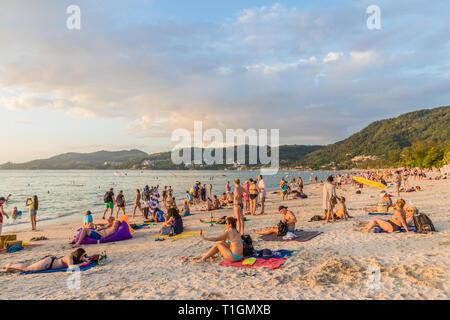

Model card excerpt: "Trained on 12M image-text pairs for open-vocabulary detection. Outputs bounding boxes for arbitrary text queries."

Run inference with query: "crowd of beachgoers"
[1,165,447,275]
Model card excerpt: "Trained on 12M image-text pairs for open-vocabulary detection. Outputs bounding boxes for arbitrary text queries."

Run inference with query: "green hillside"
[303,106,450,169]
[0,149,148,169]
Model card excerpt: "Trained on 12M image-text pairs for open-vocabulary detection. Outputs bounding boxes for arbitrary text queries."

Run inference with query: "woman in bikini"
[359,199,411,233]
[233,178,248,235]
[193,217,244,263]
[132,189,144,218]
[2,248,89,273]
[248,179,259,216]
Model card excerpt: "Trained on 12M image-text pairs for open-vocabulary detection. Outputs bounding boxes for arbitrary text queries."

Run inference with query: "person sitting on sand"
[335,197,351,220]
[212,195,221,209]
[180,200,191,216]
[83,210,95,228]
[254,206,297,239]
[201,197,213,211]
[73,217,121,247]
[2,248,90,273]
[193,217,244,263]
[363,191,393,213]
[219,193,228,206]
[161,208,183,235]
[358,199,411,233]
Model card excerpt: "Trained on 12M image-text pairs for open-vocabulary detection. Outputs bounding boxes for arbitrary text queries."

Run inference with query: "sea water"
[0,169,343,230]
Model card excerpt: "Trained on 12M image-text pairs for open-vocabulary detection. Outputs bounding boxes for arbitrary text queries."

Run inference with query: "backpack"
[413,213,436,233]
[142,191,150,201]
[241,235,254,257]
[104,192,112,203]
[277,221,288,236]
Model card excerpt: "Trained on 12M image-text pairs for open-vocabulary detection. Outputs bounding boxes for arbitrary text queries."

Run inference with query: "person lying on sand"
[192,217,243,263]
[200,216,228,224]
[254,206,297,239]
[358,199,411,233]
[2,248,90,273]
[72,217,121,247]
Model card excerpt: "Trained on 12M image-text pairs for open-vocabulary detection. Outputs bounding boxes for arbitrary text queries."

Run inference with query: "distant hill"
[303,106,450,169]
[0,149,148,169]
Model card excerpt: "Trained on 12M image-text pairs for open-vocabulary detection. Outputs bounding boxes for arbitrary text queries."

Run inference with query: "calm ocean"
[0,169,342,230]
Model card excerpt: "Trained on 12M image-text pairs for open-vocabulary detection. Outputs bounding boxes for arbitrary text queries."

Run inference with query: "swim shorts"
[89,230,102,239]
[105,202,114,209]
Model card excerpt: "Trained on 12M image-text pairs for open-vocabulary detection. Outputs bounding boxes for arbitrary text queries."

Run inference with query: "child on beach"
[83,211,95,228]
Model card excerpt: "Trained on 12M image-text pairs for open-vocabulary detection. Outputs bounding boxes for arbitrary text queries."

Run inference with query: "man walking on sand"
[257,175,266,215]
[102,188,115,219]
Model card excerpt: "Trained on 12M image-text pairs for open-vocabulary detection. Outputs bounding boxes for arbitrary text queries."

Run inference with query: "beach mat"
[260,230,323,242]
[368,212,393,216]
[20,262,98,275]
[251,249,295,259]
[374,226,417,233]
[220,258,286,270]
[0,244,42,255]
[153,230,200,241]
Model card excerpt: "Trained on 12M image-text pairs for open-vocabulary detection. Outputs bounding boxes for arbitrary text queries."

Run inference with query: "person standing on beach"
[25,195,38,231]
[209,184,213,199]
[314,176,318,184]
[102,188,115,219]
[115,190,126,218]
[323,176,337,223]
[0,197,10,235]
[257,175,266,215]
[393,171,402,197]
[132,189,144,218]
[233,178,248,235]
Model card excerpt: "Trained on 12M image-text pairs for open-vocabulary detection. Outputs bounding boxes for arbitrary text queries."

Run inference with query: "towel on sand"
[251,249,294,259]
[368,212,393,216]
[220,258,286,270]
[260,230,322,242]
[20,262,98,275]
[374,226,417,233]
[153,230,200,241]
[0,244,42,255]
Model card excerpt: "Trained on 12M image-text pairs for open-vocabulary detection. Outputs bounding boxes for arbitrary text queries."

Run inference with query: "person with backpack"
[193,217,244,263]
[115,190,126,218]
[254,206,297,240]
[25,195,38,231]
[102,188,115,219]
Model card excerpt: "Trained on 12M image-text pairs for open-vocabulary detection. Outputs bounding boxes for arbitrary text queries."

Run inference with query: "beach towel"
[74,221,132,245]
[260,230,323,242]
[132,223,156,230]
[0,244,42,255]
[20,262,98,275]
[220,258,286,270]
[368,212,393,216]
[373,226,417,233]
[153,230,200,241]
[251,249,295,259]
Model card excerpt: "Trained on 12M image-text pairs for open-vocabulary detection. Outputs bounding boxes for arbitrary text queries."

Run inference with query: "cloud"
[0,0,449,150]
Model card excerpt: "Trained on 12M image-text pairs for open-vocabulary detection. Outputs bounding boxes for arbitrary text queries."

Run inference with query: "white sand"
[1,178,449,300]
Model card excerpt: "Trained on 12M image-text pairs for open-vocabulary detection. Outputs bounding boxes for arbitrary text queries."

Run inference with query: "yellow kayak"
[353,176,387,189]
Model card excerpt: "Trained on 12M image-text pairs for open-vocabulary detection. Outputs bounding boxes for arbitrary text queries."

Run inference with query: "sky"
[1,0,449,163]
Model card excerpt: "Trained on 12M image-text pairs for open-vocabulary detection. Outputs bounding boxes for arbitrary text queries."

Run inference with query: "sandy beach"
[1,177,449,300]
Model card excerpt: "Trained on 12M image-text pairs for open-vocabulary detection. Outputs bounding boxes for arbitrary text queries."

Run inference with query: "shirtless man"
[255,206,297,238]
[233,178,248,235]
[73,217,121,247]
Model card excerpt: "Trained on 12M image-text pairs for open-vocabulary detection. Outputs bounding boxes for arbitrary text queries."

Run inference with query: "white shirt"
[258,180,266,197]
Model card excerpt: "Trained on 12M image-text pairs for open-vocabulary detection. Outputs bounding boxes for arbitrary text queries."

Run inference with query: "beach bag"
[277,221,288,236]
[309,215,323,222]
[104,192,112,203]
[413,213,436,233]
[160,226,172,235]
[241,235,254,257]
[157,210,165,222]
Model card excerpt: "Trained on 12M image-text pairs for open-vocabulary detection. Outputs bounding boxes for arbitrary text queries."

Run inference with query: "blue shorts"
[89,230,102,239]
[30,210,37,215]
